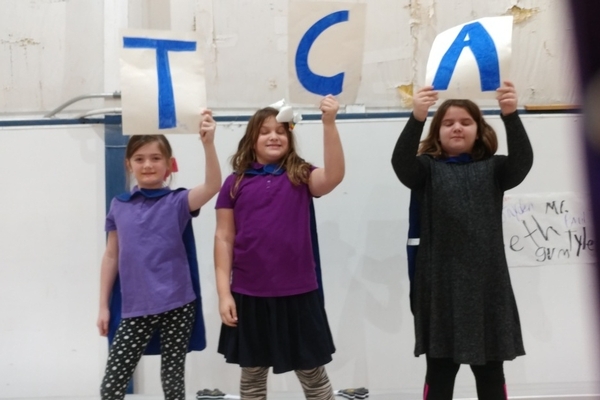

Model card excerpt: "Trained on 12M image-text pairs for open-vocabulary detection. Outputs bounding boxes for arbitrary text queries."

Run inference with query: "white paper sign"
[425,16,513,99]
[288,2,366,105]
[120,29,206,135]
[503,193,595,267]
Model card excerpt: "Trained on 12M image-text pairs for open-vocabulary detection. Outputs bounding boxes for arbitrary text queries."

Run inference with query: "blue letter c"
[295,10,349,96]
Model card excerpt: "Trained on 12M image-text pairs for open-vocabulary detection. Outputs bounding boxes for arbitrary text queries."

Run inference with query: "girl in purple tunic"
[214,95,345,400]
[96,110,221,400]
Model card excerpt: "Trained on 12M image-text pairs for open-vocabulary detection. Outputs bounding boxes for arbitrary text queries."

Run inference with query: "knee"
[295,366,332,386]
[241,366,269,381]
[100,383,124,400]
[426,357,460,383]
[296,366,325,378]
[471,362,505,383]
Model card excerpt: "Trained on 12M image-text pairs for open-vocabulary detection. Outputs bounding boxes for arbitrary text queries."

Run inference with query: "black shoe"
[335,388,369,399]
[196,388,226,399]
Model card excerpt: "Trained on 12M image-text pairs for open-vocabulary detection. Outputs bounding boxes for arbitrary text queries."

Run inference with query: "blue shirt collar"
[439,153,473,164]
[244,162,286,176]
[115,186,174,202]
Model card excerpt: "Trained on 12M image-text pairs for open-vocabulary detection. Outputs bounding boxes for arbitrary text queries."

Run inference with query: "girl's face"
[254,116,289,164]
[126,141,170,189]
[439,106,478,157]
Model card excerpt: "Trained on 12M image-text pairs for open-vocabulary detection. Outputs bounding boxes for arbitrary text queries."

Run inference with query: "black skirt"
[218,290,336,374]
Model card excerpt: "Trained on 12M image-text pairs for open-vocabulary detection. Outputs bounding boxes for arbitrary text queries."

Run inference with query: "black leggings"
[424,357,506,400]
[100,302,195,400]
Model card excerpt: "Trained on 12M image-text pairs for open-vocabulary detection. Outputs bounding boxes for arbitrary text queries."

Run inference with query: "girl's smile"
[126,141,171,189]
[254,116,289,164]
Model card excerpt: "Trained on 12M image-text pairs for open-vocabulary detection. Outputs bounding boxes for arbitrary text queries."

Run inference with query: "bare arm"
[97,230,119,336]
[188,110,222,211]
[214,208,237,327]
[309,95,345,197]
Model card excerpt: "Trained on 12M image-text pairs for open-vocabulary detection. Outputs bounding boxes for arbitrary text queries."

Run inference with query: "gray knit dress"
[391,111,533,365]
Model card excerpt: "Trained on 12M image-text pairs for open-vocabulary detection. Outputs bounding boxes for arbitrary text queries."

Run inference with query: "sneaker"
[197,388,226,399]
[354,388,369,399]
[335,388,369,400]
[335,389,355,399]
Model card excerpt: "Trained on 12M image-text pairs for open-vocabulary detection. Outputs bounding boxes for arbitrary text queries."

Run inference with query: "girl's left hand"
[320,95,339,125]
[497,81,518,116]
[199,109,216,144]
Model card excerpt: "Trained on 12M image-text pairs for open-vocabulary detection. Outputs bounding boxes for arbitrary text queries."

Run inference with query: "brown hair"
[230,107,311,197]
[418,99,498,161]
[125,135,174,186]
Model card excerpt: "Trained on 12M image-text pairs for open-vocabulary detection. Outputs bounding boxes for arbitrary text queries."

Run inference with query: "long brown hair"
[230,107,310,197]
[418,99,498,161]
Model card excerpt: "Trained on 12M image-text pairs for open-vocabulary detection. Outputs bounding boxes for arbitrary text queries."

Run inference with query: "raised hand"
[199,109,216,144]
[413,86,438,122]
[320,95,339,125]
[497,81,518,116]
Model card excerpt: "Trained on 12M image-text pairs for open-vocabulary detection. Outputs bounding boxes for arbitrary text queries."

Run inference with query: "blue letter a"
[432,22,500,91]
[295,10,348,96]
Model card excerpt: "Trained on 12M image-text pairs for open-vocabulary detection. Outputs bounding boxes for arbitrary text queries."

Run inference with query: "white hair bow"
[269,99,303,128]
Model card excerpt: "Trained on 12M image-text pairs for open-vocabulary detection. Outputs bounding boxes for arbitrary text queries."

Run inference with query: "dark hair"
[230,107,310,197]
[125,135,173,159]
[418,99,498,160]
[125,135,173,186]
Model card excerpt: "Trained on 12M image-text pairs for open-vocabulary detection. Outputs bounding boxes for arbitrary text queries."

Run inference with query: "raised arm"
[188,110,222,211]
[495,81,534,190]
[391,86,437,189]
[214,208,237,327]
[308,95,345,197]
[97,230,119,337]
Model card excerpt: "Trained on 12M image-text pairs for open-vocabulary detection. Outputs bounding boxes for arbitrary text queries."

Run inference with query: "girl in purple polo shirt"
[214,95,345,400]
[96,110,221,400]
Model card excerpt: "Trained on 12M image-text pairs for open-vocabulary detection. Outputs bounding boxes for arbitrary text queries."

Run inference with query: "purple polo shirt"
[215,171,318,297]
[105,188,197,318]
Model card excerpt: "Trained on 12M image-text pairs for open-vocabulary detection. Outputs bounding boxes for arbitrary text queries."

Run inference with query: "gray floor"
[4,396,600,400]
[5,382,600,400]
[5,393,600,400]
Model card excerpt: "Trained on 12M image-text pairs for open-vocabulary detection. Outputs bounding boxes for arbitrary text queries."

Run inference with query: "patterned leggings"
[424,357,506,400]
[100,302,195,400]
[240,366,335,400]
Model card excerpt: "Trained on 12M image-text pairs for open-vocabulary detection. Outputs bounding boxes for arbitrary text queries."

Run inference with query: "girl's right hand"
[97,307,110,336]
[199,109,216,144]
[219,295,238,327]
[413,86,438,122]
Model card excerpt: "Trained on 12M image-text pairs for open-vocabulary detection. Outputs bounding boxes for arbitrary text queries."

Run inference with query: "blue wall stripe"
[104,115,128,212]
[0,108,581,128]
[102,114,134,394]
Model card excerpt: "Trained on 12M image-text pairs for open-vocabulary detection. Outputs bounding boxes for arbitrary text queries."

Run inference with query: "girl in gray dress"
[391,81,533,400]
